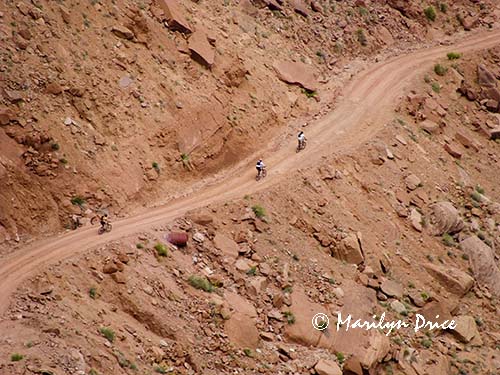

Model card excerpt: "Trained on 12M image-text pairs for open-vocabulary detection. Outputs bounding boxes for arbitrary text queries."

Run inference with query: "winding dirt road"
[1,29,499,315]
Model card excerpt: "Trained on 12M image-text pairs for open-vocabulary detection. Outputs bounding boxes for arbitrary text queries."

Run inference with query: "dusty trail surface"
[1,29,499,315]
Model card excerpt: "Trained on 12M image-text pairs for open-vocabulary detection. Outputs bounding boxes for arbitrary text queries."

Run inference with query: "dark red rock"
[158,0,192,34]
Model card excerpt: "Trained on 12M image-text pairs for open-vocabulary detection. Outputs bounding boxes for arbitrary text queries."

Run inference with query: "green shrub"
[424,6,436,21]
[59,158,68,164]
[439,3,448,13]
[136,243,144,249]
[302,88,318,98]
[155,366,167,374]
[51,142,60,151]
[251,205,266,218]
[246,266,257,276]
[421,338,432,348]
[89,287,97,299]
[431,82,441,93]
[11,353,24,362]
[442,233,455,247]
[100,327,115,343]
[447,52,461,60]
[471,191,482,202]
[154,243,168,257]
[152,162,160,172]
[356,28,367,46]
[70,196,85,206]
[283,311,295,324]
[188,275,214,292]
[336,352,345,364]
[243,348,254,357]
[475,185,485,194]
[434,64,448,76]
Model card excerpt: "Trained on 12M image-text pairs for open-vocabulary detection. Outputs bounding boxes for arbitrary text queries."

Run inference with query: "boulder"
[46,82,63,95]
[405,174,421,191]
[420,119,440,134]
[314,359,341,375]
[452,315,481,343]
[408,291,426,307]
[291,0,309,17]
[390,300,407,314]
[454,132,479,151]
[477,64,496,87]
[423,263,474,296]
[333,233,364,265]
[460,236,500,297]
[103,263,118,274]
[224,312,259,348]
[188,30,215,67]
[111,25,134,40]
[0,106,15,125]
[158,0,192,34]
[490,126,500,140]
[247,277,268,296]
[409,208,423,232]
[342,356,363,375]
[444,143,462,159]
[380,279,403,298]
[273,61,318,91]
[428,202,464,236]
[418,300,452,325]
[214,234,239,258]
[190,213,214,225]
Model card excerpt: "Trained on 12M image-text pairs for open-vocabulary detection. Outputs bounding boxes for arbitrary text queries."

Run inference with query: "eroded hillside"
[1,0,498,246]
[1,35,500,375]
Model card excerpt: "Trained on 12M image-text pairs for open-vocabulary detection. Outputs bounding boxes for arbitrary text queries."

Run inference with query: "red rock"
[419,300,452,325]
[477,64,496,87]
[0,106,14,125]
[443,143,462,158]
[60,6,71,23]
[420,119,440,134]
[343,356,363,375]
[1,88,23,103]
[423,263,474,296]
[190,214,214,225]
[454,132,479,151]
[18,29,32,40]
[111,25,134,40]
[311,1,322,13]
[485,99,499,112]
[489,126,500,140]
[273,61,318,91]
[315,359,341,375]
[460,236,500,298]
[213,234,239,258]
[158,0,192,34]
[291,0,309,17]
[462,16,478,31]
[484,87,500,102]
[188,30,215,67]
[46,82,63,95]
[103,263,118,274]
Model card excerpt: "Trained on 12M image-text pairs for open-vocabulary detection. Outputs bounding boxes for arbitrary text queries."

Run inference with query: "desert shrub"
[188,275,214,292]
[71,196,86,206]
[154,243,168,257]
[442,233,455,247]
[336,352,345,364]
[424,6,436,21]
[251,205,266,218]
[434,64,448,76]
[11,353,24,362]
[431,82,441,93]
[356,28,367,46]
[283,311,296,324]
[89,287,97,299]
[100,327,115,343]
[447,52,461,60]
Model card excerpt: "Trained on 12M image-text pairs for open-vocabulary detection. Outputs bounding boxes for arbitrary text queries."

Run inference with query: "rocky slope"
[1,0,499,246]
[1,41,500,374]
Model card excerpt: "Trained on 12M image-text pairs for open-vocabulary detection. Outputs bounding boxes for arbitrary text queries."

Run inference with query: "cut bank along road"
[1,29,499,315]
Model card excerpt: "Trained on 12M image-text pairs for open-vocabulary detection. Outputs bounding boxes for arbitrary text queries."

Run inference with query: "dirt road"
[1,29,499,315]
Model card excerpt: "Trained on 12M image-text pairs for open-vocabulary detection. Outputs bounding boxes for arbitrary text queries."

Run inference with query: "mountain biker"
[256,159,266,177]
[298,131,306,149]
[99,213,109,230]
